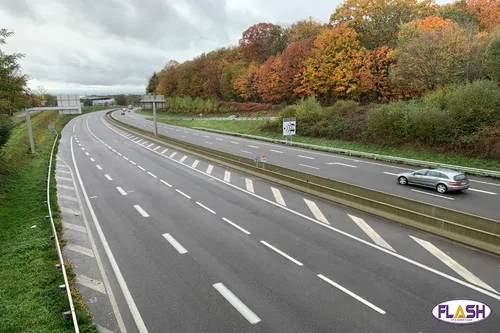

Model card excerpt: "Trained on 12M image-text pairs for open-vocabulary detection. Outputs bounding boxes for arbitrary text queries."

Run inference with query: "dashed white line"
[205,141,213,145]
[96,165,103,170]
[271,187,286,206]
[147,143,154,148]
[348,214,395,251]
[411,189,454,200]
[136,139,143,144]
[85,152,89,156]
[162,233,188,254]
[224,171,231,182]
[213,283,261,325]
[116,187,127,196]
[230,141,239,145]
[160,179,172,187]
[133,205,150,217]
[81,148,86,151]
[304,199,329,225]
[299,164,319,170]
[222,217,251,235]
[104,174,113,181]
[270,149,283,153]
[196,201,216,214]
[245,178,254,193]
[116,152,123,156]
[248,145,259,149]
[203,135,210,138]
[241,150,253,154]
[192,160,199,168]
[130,161,137,165]
[180,155,187,163]
[123,156,129,161]
[383,172,398,176]
[298,155,315,160]
[327,162,357,168]
[90,158,95,162]
[468,188,497,195]
[216,138,223,141]
[138,166,146,171]
[161,148,169,154]
[147,172,158,178]
[260,241,303,266]
[169,152,177,158]
[206,165,213,174]
[317,274,386,315]
[153,146,161,151]
[175,189,191,199]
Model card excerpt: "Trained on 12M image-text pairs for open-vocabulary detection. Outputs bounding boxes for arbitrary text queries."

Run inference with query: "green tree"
[114,94,127,106]
[83,98,92,107]
[0,29,27,115]
[146,72,159,93]
[485,32,500,82]
[439,0,478,27]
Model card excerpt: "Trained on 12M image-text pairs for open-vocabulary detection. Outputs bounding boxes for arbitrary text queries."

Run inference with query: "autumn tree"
[288,17,324,43]
[253,56,286,103]
[234,62,259,101]
[239,23,275,63]
[296,23,372,102]
[330,0,437,49]
[146,72,159,93]
[364,46,394,101]
[156,60,180,97]
[485,31,500,81]
[466,0,500,32]
[218,47,247,100]
[439,0,478,27]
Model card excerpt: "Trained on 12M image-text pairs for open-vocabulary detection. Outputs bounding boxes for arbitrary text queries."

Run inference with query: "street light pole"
[25,109,35,153]
[153,100,158,136]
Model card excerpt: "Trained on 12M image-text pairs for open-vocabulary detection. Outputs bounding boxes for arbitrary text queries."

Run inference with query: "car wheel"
[436,184,447,194]
[398,176,408,185]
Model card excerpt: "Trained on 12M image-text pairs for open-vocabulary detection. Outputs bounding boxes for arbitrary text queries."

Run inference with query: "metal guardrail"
[151,116,277,121]
[47,129,79,332]
[191,127,500,179]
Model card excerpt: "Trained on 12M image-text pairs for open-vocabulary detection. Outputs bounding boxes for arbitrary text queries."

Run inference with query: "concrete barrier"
[107,112,500,255]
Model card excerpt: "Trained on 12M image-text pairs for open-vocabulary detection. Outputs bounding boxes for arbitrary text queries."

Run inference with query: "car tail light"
[449,181,458,186]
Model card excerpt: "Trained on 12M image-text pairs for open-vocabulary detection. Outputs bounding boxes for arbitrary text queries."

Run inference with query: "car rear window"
[454,174,467,181]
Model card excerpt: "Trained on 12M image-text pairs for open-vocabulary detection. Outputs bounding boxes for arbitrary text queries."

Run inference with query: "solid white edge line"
[162,233,188,254]
[317,274,386,315]
[468,188,497,195]
[133,204,150,217]
[260,240,303,266]
[99,113,500,301]
[116,187,127,196]
[222,217,251,235]
[411,189,454,200]
[70,132,147,333]
[195,201,216,214]
[175,189,191,199]
[212,283,261,324]
[160,179,172,187]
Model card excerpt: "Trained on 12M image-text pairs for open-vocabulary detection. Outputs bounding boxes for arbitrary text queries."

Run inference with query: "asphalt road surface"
[57,111,500,333]
[115,109,500,221]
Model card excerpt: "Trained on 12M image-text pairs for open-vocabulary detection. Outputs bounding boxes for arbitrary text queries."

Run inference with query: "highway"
[57,111,500,332]
[116,109,500,221]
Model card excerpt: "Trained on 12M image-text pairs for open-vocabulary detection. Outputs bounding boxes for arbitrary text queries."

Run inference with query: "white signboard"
[283,118,296,138]
[57,94,81,114]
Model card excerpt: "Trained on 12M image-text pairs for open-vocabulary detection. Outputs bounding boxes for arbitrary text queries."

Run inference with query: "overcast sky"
[0,0,452,95]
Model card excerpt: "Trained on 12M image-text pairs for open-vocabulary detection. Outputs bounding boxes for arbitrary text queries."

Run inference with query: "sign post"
[283,117,296,144]
[25,109,35,154]
[140,94,165,137]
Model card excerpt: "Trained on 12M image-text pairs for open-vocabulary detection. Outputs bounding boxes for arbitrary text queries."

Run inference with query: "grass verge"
[136,108,279,118]
[0,110,97,333]
[158,118,500,172]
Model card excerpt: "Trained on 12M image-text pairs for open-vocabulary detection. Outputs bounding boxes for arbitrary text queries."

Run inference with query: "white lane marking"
[383,172,398,176]
[95,325,115,333]
[117,152,123,156]
[169,152,177,158]
[76,275,107,294]
[410,236,497,293]
[72,123,76,132]
[78,143,82,146]
[147,143,154,148]
[96,165,103,170]
[136,139,143,144]
[61,207,81,215]
[270,149,283,153]
[192,160,199,168]
[260,241,303,266]
[59,194,77,202]
[90,158,95,162]
[241,150,253,154]
[130,161,137,165]
[327,162,357,168]
[180,155,187,163]
[216,138,223,141]
[317,274,386,315]
[175,189,191,199]
[196,201,216,214]
[56,176,73,182]
[70,135,144,333]
[57,164,70,169]
[141,141,148,146]
[299,164,319,170]
[162,233,188,254]
[203,135,210,138]
[58,170,71,174]
[298,155,315,160]
[411,189,454,200]
[123,156,129,161]
[271,187,286,206]
[194,133,199,136]
[160,179,172,187]
[205,141,213,145]
[63,222,86,233]
[348,214,395,251]
[116,187,127,196]
[222,217,251,235]
[304,199,329,225]
[138,166,146,171]
[66,243,94,257]
[100,114,500,302]
[230,141,239,145]
[153,146,161,151]
[248,145,259,149]
[245,178,254,193]
[81,147,86,151]
[147,172,157,178]
[58,184,75,191]
[469,179,500,187]
[104,174,113,181]
[224,171,231,182]
[184,131,188,134]
[134,205,150,217]
[468,188,497,195]
[206,165,213,174]
[89,196,97,199]
[85,152,89,156]
[213,283,261,324]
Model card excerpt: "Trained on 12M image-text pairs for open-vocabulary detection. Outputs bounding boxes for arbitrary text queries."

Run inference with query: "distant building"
[80,96,115,106]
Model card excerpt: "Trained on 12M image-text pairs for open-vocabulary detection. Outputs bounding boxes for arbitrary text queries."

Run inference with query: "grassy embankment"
[151,117,500,172]
[0,111,96,333]
[136,108,278,118]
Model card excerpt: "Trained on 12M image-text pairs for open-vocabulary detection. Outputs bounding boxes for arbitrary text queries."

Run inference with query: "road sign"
[57,94,81,114]
[283,118,296,138]
[261,155,267,163]
[48,124,55,132]
[254,156,261,164]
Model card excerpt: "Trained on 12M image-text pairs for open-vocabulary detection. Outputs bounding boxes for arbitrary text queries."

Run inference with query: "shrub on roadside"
[0,114,14,147]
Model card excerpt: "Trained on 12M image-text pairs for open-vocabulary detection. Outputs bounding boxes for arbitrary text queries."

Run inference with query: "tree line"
[147,0,500,108]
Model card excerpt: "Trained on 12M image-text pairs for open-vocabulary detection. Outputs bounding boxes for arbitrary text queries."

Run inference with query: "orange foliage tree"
[466,0,500,32]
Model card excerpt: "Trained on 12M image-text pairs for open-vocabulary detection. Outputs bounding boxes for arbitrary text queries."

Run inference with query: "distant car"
[396,168,469,194]
[122,108,126,111]
[121,111,125,115]
[228,115,240,120]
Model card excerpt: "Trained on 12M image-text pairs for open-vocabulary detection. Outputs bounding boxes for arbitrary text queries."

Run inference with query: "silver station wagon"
[397,168,469,194]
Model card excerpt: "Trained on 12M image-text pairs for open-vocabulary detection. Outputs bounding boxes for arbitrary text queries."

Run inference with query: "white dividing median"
[304,199,329,225]
[206,165,213,174]
[162,233,188,254]
[133,205,150,217]
[192,160,199,168]
[348,214,394,251]
[271,187,286,206]
[224,171,231,182]
[213,283,261,325]
[245,178,254,193]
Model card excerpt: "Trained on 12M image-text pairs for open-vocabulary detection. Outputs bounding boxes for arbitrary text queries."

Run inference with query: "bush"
[366,102,410,144]
[0,115,14,147]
